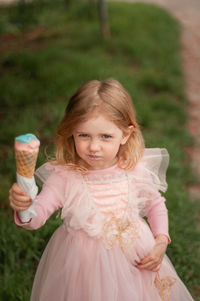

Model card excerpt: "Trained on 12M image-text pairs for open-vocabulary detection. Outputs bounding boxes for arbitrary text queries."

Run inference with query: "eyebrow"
[76,131,114,135]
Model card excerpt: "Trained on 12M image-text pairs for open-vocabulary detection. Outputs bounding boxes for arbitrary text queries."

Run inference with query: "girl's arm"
[146,196,170,242]
[10,173,65,230]
[137,193,169,272]
[15,183,63,230]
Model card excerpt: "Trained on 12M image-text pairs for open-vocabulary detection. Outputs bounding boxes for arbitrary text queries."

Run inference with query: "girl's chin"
[77,157,118,170]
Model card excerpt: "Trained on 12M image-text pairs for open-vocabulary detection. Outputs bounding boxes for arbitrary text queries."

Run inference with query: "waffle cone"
[15,150,38,178]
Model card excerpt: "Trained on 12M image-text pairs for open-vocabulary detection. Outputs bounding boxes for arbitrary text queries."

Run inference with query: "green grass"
[0,1,200,300]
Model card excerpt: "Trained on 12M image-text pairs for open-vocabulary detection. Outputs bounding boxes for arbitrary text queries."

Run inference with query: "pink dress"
[15,148,194,301]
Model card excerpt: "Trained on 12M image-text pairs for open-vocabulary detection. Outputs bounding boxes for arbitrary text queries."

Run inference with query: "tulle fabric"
[132,148,169,193]
[31,222,193,301]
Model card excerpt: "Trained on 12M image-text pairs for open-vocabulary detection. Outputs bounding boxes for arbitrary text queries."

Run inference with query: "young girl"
[9,79,194,301]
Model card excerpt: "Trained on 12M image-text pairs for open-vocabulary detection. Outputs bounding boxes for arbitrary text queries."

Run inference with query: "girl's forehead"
[74,114,122,133]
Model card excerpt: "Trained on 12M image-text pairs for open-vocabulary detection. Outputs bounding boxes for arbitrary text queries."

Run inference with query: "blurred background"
[0,0,200,300]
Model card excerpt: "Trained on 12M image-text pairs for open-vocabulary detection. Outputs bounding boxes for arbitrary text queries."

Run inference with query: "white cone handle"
[17,173,38,223]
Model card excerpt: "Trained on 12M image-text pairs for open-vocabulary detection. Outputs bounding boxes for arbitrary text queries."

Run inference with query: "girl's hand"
[136,234,168,272]
[9,183,32,211]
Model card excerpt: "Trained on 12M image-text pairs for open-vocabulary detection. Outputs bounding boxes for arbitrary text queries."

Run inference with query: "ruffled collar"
[82,164,126,184]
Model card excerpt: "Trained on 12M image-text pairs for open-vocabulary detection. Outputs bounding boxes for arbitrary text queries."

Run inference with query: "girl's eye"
[79,134,89,138]
[102,134,112,139]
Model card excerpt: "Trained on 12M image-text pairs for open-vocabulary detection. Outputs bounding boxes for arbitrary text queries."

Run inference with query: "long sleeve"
[131,148,170,242]
[145,194,170,243]
[14,171,66,230]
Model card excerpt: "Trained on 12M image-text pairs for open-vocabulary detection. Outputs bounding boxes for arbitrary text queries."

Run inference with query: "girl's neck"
[85,162,119,174]
[75,156,118,171]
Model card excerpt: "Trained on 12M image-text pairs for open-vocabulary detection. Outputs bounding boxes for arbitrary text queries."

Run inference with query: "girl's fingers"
[12,192,31,203]
[137,261,160,271]
[139,255,160,266]
[10,201,30,212]
[137,255,161,270]
[9,195,32,211]
[9,183,32,211]
[11,198,32,207]
[9,192,31,206]
[137,262,156,270]
[9,183,26,196]
[9,184,31,202]
[136,244,165,271]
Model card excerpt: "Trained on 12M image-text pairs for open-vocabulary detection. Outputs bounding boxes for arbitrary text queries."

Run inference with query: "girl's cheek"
[75,139,85,149]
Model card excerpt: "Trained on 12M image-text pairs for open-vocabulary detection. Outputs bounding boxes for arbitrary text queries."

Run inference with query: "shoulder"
[129,148,169,192]
[35,162,79,185]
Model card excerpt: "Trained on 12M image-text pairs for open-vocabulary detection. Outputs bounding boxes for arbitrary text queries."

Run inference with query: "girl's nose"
[89,139,100,152]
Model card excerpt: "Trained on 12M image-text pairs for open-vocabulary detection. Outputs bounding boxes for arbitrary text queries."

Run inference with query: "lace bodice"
[81,167,129,220]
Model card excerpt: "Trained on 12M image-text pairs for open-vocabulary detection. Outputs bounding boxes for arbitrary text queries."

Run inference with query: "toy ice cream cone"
[14,134,40,222]
[15,150,39,178]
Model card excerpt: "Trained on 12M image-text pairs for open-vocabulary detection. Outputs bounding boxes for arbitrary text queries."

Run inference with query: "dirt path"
[118,0,200,199]
[163,0,200,199]
[180,11,200,199]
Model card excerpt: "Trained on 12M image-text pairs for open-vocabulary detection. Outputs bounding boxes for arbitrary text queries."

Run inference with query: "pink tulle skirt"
[30,221,194,301]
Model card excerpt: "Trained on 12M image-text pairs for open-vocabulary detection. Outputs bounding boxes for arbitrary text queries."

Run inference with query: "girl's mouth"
[88,154,101,160]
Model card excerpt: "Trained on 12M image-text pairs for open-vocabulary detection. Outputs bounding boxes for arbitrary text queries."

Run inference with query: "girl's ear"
[121,126,134,145]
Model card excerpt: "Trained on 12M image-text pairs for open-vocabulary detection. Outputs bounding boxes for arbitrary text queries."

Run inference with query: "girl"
[9,79,194,301]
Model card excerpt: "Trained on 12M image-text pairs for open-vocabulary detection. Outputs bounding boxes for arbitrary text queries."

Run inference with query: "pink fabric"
[15,171,65,229]
[15,150,170,240]
[14,165,169,240]
[146,200,169,240]
[14,148,194,301]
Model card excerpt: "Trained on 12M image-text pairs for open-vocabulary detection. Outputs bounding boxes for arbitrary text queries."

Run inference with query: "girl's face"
[73,114,131,170]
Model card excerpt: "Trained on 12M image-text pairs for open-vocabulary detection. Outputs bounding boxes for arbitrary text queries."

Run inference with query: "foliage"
[0,1,200,300]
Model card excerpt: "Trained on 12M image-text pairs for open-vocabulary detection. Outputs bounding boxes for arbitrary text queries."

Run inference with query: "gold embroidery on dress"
[154,273,176,301]
[102,216,139,252]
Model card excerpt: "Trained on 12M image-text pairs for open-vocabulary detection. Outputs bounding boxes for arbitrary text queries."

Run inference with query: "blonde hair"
[54,78,145,170]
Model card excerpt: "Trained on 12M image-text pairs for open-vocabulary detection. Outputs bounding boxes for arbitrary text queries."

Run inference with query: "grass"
[0,0,200,300]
